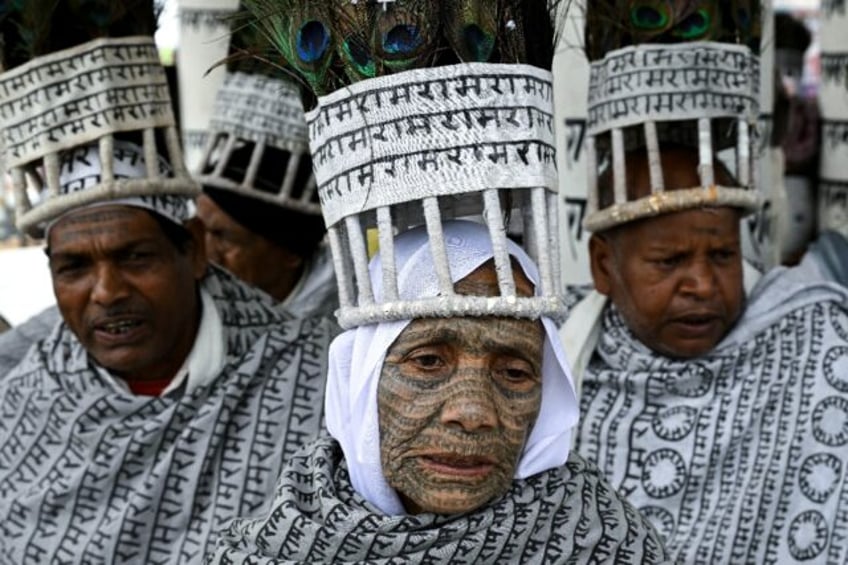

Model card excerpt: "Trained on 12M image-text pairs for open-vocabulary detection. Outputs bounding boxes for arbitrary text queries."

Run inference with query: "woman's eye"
[496,359,538,389]
[411,354,443,369]
[504,368,531,382]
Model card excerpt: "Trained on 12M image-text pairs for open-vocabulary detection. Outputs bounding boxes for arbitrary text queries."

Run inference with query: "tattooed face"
[378,261,544,515]
[48,205,207,384]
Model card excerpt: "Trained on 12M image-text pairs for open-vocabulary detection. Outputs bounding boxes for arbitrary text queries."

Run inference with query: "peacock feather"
[333,0,376,81]
[373,0,439,72]
[588,0,760,59]
[442,0,497,63]
[670,1,720,41]
[243,0,337,96]
[242,0,564,108]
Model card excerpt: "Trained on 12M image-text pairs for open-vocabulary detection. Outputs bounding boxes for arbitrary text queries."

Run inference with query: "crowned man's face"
[590,150,745,359]
[48,205,207,383]
[378,261,544,515]
[196,194,303,302]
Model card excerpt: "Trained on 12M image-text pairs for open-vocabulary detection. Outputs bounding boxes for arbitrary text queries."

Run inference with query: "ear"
[184,217,209,280]
[589,233,614,296]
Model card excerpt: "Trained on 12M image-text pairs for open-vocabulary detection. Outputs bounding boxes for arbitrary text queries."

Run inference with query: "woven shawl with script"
[574,265,848,563]
[0,268,332,564]
[208,436,670,564]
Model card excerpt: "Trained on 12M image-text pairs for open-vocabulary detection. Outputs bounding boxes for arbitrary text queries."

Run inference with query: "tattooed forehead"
[390,317,544,354]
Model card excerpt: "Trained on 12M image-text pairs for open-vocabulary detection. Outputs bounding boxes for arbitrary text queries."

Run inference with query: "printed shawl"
[0,267,334,564]
[575,265,848,563]
[209,436,670,564]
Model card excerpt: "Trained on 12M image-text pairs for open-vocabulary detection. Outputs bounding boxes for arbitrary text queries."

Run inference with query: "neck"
[266,263,305,303]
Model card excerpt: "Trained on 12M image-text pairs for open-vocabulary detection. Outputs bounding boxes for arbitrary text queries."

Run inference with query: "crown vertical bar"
[165,126,189,179]
[43,153,61,197]
[423,196,455,297]
[280,152,300,198]
[612,128,627,205]
[547,190,561,291]
[483,188,516,297]
[143,128,159,179]
[532,187,553,296]
[377,206,399,301]
[244,139,265,189]
[586,136,598,214]
[738,119,751,188]
[644,121,664,194]
[99,136,115,182]
[698,118,714,187]
[328,225,353,308]
[345,215,374,306]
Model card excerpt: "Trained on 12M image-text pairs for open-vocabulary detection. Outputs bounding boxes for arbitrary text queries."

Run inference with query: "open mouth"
[98,319,143,335]
[92,317,146,344]
[671,314,720,336]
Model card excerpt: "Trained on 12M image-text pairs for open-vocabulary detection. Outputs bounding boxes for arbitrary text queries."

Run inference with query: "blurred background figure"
[188,6,336,318]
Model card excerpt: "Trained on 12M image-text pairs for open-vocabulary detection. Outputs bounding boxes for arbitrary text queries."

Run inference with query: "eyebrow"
[49,239,156,263]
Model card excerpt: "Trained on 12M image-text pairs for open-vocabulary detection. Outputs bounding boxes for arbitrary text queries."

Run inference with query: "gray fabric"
[575,265,848,563]
[209,436,671,564]
[282,245,338,320]
[0,267,335,564]
[0,305,60,376]
[804,230,848,289]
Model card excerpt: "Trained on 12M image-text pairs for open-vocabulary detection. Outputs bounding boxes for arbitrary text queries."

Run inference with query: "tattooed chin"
[386,445,517,514]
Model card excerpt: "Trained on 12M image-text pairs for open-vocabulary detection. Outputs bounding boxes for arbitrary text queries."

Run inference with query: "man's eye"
[124,251,154,264]
[711,249,736,262]
[55,262,84,275]
[653,255,682,268]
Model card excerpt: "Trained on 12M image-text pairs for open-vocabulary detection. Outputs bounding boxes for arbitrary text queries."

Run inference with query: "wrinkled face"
[196,194,302,302]
[48,206,206,382]
[591,207,745,358]
[378,262,544,515]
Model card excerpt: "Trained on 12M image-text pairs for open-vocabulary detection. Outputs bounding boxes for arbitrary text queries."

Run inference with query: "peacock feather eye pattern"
[630,1,671,31]
[443,0,497,63]
[296,20,331,63]
[672,8,711,39]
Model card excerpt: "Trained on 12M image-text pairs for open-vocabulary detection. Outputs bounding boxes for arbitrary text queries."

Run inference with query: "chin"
[658,341,718,359]
[420,495,491,515]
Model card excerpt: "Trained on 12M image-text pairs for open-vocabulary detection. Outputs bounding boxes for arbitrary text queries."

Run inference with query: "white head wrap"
[324,220,579,515]
[44,140,195,240]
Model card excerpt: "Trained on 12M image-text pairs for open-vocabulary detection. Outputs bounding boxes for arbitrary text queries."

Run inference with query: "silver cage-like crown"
[0,36,198,237]
[196,70,321,216]
[583,41,763,233]
[306,63,564,329]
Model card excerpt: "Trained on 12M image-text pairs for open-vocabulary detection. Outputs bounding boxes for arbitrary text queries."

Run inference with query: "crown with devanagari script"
[582,1,765,233]
[194,61,321,217]
[305,62,563,328]
[0,35,198,237]
[242,0,566,328]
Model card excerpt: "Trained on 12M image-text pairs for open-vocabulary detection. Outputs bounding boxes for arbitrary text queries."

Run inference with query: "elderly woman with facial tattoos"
[208,220,670,564]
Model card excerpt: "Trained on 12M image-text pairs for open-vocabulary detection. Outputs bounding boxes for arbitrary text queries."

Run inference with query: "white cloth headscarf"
[324,219,579,515]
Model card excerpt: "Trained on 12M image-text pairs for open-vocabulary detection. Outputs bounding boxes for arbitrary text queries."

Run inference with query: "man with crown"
[192,16,337,318]
[561,2,848,562]
[207,1,669,562]
[0,2,332,561]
